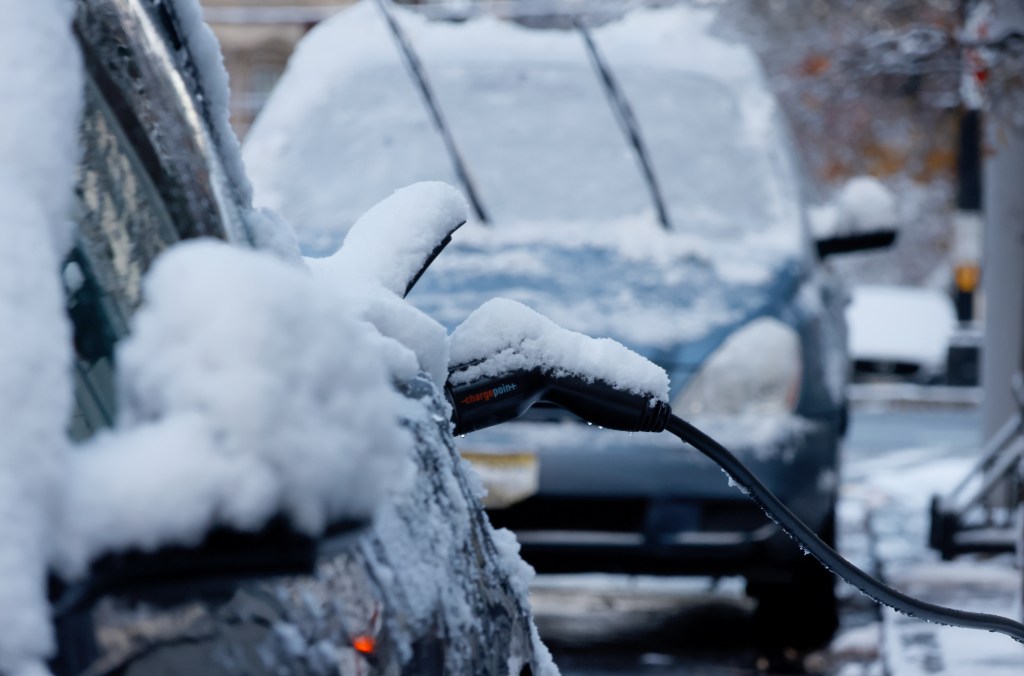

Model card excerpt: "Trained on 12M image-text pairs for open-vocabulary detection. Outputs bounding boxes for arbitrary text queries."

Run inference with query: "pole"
[964,0,1024,518]
[978,0,1024,444]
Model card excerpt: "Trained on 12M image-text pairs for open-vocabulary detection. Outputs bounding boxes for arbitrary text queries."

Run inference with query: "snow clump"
[54,240,415,575]
[448,298,670,401]
[836,176,898,233]
[306,182,466,389]
[0,0,82,672]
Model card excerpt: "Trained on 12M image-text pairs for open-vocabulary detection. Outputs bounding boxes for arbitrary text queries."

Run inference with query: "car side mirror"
[815,229,897,258]
[811,176,899,258]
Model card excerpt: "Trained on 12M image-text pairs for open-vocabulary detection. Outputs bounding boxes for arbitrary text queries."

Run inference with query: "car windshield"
[319,63,458,214]
[610,66,796,236]
[243,6,813,352]
[426,59,651,224]
[428,56,796,235]
[305,40,800,239]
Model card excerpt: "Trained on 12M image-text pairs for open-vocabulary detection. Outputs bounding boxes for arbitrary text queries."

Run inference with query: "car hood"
[409,217,803,371]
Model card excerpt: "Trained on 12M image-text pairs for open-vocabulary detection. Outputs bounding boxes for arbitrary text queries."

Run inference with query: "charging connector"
[447,370,670,436]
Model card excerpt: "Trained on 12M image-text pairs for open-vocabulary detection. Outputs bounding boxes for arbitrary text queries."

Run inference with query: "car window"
[67,77,185,440]
[68,0,242,439]
[427,60,652,224]
[276,63,459,254]
[611,66,799,237]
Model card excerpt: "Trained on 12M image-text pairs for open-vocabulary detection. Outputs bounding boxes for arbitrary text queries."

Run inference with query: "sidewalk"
[872,502,1023,676]
[838,432,1024,676]
[847,383,983,410]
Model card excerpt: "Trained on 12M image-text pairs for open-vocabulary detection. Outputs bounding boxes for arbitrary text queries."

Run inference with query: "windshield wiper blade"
[575,19,672,231]
[374,0,490,224]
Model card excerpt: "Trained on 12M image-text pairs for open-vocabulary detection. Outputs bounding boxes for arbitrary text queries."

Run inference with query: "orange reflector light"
[352,635,376,655]
[955,264,980,293]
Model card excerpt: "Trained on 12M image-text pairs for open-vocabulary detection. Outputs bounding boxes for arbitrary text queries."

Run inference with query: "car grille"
[487,496,770,535]
[488,496,647,533]
[853,359,921,376]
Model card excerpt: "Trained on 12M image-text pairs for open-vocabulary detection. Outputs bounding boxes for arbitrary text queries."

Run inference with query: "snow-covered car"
[846,284,959,384]
[244,1,894,651]
[0,1,553,675]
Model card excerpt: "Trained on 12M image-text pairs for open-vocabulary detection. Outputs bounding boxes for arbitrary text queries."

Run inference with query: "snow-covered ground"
[839,405,1024,676]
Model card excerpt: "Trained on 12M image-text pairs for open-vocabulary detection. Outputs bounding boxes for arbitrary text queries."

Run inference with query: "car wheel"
[748,509,839,654]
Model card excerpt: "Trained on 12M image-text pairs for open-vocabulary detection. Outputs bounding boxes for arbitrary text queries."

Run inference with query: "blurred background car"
[18,1,549,673]
[243,0,897,652]
[846,284,959,385]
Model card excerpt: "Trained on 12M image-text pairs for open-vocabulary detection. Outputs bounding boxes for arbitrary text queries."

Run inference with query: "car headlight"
[672,317,802,417]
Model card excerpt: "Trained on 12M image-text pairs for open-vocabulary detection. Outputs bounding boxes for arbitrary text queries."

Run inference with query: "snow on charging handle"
[447,299,1024,646]
[446,299,671,436]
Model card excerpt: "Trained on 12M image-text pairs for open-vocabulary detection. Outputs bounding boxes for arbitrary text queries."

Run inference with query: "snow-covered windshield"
[252,62,458,256]
[245,2,806,255]
[611,67,790,235]
[426,60,651,224]
[425,42,794,233]
[246,2,809,352]
[316,65,456,215]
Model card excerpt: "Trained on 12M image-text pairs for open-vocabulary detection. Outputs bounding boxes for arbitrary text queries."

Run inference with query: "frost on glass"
[244,1,460,257]
[75,82,182,323]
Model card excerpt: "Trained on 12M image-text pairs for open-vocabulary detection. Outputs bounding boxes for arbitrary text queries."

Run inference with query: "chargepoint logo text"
[460,382,518,405]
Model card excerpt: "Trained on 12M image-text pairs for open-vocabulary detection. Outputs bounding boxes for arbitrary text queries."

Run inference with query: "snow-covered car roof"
[245,1,812,355]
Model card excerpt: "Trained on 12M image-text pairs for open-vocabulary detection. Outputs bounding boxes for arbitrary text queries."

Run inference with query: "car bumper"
[470,414,838,577]
[509,521,781,576]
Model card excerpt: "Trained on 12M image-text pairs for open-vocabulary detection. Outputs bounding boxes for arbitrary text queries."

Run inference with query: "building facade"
[202,1,356,137]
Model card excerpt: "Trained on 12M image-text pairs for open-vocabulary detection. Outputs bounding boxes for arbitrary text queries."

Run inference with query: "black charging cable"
[666,414,1024,644]
[447,370,1024,645]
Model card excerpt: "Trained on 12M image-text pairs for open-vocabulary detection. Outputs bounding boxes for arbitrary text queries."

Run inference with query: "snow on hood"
[410,218,796,353]
[449,298,670,402]
[55,241,415,576]
[0,1,82,672]
[846,284,956,369]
